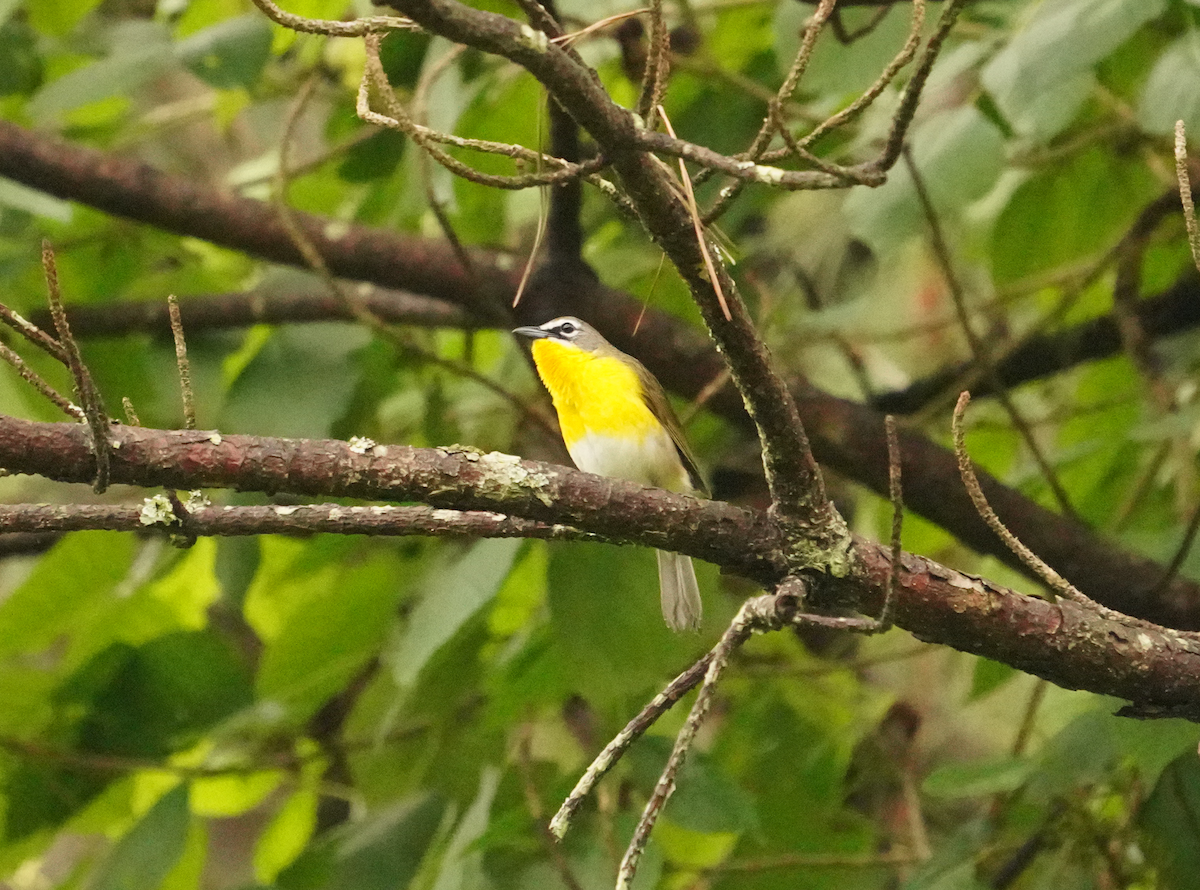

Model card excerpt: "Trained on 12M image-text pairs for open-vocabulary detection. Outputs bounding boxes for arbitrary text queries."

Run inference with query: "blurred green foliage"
[0,0,1198,888]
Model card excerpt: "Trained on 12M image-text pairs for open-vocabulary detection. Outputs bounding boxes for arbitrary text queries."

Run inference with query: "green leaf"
[278,794,447,890]
[428,768,500,890]
[1138,30,1200,137]
[91,784,190,890]
[387,538,522,690]
[255,787,320,883]
[845,106,1005,255]
[0,176,72,221]
[219,324,370,438]
[1138,753,1200,889]
[0,532,135,667]
[991,147,1157,283]
[175,15,272,89]
[922,757,1033,799]
[71,631,254,759]
[1111,718,1200,786]
[969,658,1016,700]
[255,546,407,719]
[665,751,758,835]
[981,0,1165,140]
[27,22,174,120]
[547,541,703,702]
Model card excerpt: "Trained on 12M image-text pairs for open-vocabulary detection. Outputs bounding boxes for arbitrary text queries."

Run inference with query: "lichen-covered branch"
[0,414,1198,717]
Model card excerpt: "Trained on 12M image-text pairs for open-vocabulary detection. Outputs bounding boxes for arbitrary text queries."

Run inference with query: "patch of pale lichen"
[474,451,554,506]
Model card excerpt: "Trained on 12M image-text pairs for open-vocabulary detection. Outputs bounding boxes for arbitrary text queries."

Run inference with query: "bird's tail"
[657,550,703,632]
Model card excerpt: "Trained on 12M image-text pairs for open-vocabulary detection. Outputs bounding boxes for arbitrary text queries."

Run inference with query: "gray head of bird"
[512,316,610,353]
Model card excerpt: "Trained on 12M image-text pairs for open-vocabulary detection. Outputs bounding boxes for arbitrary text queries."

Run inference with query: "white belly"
[567,429,693,493]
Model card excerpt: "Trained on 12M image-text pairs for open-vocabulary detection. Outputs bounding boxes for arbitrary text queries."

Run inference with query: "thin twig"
[657,105,731,320]
[615,588,892,888]
[42,242,109,492]
[274,75,558,439]
[952,392,1100,609]
[410,41,477,279]
[637,0,671,127]
[167,296,196,430]
[701,0,839,217]
[122,397,141,426]
[0,341,82,419]
[616,599,764,889]
[903,149,1077,520]
[1175,121,1200,271]
[248,0,417,36]
[360,33,604,190]
[0,304,68,364]
[799,0,925,149]
[1150,502,1200,599]
[549,653,714,839]
[1010,678,1047,757]
[878,414,902,631]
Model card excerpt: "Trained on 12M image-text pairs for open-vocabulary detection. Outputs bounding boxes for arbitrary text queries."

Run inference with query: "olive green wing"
[632,358,709,497]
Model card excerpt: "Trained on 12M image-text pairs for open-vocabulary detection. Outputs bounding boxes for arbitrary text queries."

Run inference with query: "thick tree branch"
[27,284,472,338]
[1,414,1198,717]
[377,0,841,546]
[873,271,1200,415]
[2,124,1199,626]
[0,120,512,323]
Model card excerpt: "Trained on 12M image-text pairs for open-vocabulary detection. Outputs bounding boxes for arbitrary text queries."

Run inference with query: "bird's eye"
[559,322,576,336]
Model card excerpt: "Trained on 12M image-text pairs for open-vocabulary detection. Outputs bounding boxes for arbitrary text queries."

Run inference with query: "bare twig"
[549,653,714,839]
[657,106,730,319]
[798,0,925,149]
[637,0,671,127]
[0,501,601,542]
[616,587,892,888]
[248,0,417,36]
[701,0,839,219]
[952,392,1109,613]
[616,597,766,889]
[360,33,604,190]
[167,296,196,430]
[1175,121,1200,271]
[122,397,141,426]
[42,242,110,492]
[1010,678,1047,758]
[0,304,68,363]
[1150,502,1200,599]
[0,341,82,419]
[879,414,902,631]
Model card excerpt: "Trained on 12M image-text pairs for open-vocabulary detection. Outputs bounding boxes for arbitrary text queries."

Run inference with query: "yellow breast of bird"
[530,339,688,490]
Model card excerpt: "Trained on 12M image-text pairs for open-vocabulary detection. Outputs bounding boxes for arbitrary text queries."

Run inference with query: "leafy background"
[0,0,1199,888]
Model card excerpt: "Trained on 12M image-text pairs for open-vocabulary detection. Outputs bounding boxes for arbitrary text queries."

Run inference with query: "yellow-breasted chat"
[514,316,706,631]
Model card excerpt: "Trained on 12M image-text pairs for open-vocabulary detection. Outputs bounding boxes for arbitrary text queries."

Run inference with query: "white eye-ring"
[559,321,576,336]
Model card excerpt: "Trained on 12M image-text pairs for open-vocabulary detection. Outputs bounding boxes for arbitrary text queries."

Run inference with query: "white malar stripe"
[567,429,692,492]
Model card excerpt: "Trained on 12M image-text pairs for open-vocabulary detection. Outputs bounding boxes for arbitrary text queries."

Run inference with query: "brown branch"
[2,415,1200,718]
[3,119,1200,627]
[375,0,840,543]
[0,120,514,322]
[0,500,597,541]
[31,285,473,338]
[872,267,1200,415]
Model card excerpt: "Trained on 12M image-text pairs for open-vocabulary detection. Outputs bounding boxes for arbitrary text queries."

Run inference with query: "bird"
[513,316,706,631]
